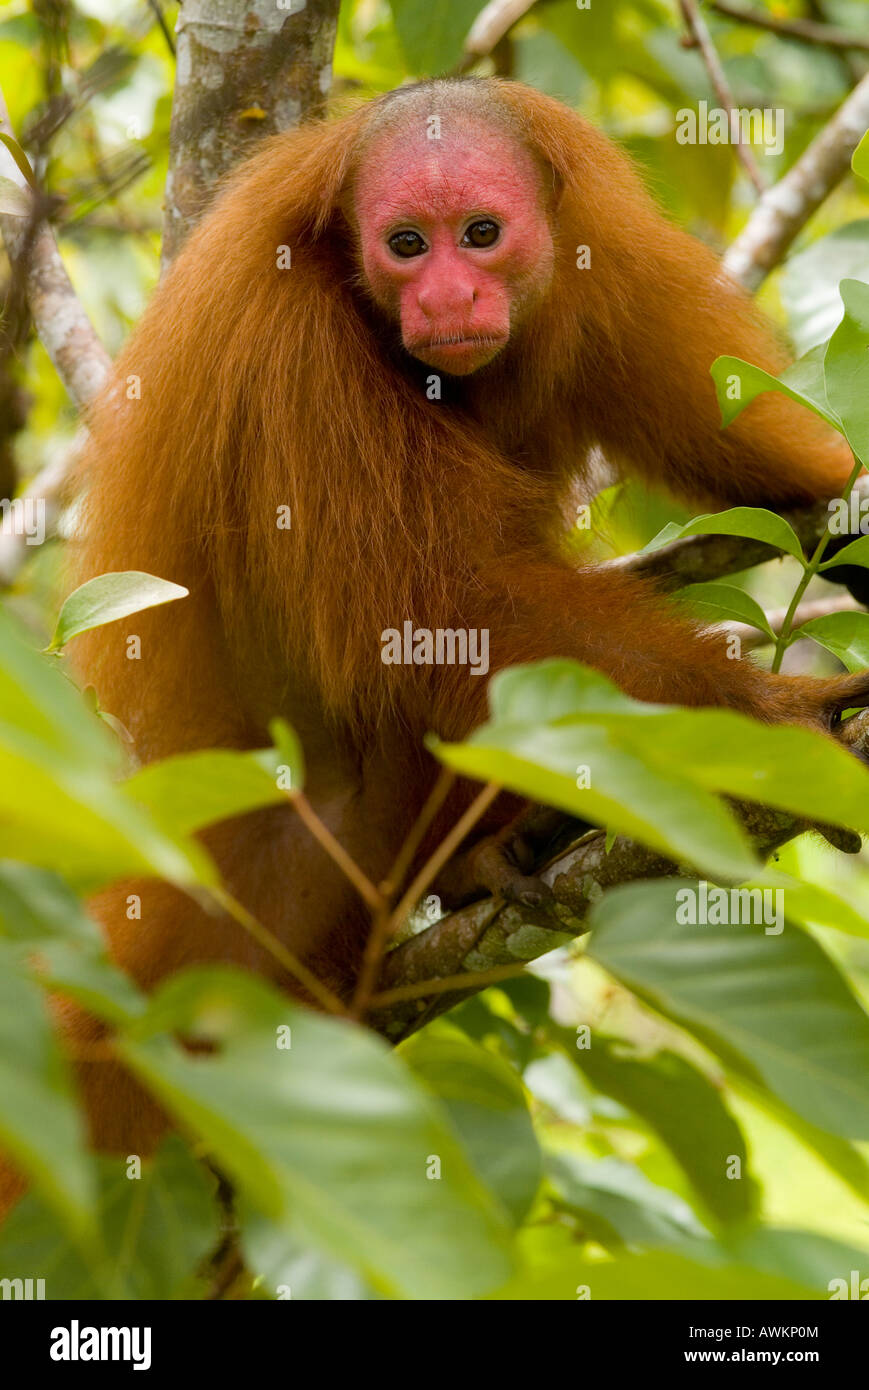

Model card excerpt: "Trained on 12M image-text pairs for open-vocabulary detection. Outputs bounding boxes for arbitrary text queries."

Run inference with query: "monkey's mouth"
[409,335,508,375]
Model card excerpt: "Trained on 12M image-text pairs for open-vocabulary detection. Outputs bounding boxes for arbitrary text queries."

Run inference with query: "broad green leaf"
[433,725,758,882]
[854,130,869,182]
[677,582,775,637]
[0,862,100,945]
[823,278,869,462]
[0,950,95,1240]
[572,1039,759,1226]
[125,747,285,837]
[819,533,869,570]
[401,1034,542,1224]
[782,225,869,354]
[546,1153,708,1251]
[0,610,210,889]
[587,881,869,1139]
[488,660,659,723]
[641,520,686,553]
[608,707,869,838]
[50,571,189,651]
[0,739,213,890]
[666,507,805,563]
[798,610,869,672]
[117,968,514,1300]
[753,870,869,943]
[0,1139,217,1299]
[711,353,840,431]
[724,1228,869,1295]
[240,1212,373,1300]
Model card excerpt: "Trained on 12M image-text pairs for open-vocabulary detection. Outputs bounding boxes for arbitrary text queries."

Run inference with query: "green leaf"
[0,609,213,890]
[823,278,869,462]
[546,1153,708,1251]
[587,881,869,1139]
[49,571,189,651]
[853,130,869,184]
[670,507,805,563]
[125,747,285,837]
[781,224,869,355]
[572,1039,759,1226]
[0,950,95,1240]
[434,726,758,882]
[433,663,759,882]
[818,533,869,570]
[641,520,686,554]
[677,582,775,637]
[240,1212,373,1300]
[401,1034,542,1224]
[117,968,515,1299]
[711,353,840,431]
[0,1138,217,1299]
[798,610,869,672]
[0,132,36,187]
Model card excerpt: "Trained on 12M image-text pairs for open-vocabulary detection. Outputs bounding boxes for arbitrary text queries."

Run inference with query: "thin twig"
[387,782,501,936]
[679,0,767,194]
[352,780,502,1020]
[146,0,176,57]
[210,886,346,1014]
[290,791,384,914]
[379,767,457,901]
[710,0,869,54]
[347,766,458,1020]
[368,962,529,1008]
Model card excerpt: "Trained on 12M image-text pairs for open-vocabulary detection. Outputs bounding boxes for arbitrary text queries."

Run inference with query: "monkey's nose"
[417,283,476,318]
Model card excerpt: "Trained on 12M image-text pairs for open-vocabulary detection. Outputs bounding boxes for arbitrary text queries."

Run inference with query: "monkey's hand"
[770,668,869,748]
[436,805,582,909]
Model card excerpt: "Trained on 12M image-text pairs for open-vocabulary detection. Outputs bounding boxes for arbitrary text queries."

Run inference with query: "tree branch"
[161,0,341,265]
[710,1,869,54]
[602,475,869,591]
[457,0,538,72]
[724,71,869,290]
[368,784,867,1042]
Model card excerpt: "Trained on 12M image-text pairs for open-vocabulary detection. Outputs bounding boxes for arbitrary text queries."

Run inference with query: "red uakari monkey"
[7,77,869,1184]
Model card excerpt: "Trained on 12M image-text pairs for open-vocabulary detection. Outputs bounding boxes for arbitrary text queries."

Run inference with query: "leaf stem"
[770,454,863,672]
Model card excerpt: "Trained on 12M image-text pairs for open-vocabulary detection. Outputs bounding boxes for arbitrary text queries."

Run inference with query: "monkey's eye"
[462,219,500,249]
[388,230,428,258]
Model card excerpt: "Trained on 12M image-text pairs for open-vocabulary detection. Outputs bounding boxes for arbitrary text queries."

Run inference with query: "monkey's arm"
[579,227,852,511]
[429,559,869,743]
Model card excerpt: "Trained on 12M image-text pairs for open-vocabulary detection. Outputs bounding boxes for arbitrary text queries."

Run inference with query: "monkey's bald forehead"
[352,124,545,227]
[363,77,524,146]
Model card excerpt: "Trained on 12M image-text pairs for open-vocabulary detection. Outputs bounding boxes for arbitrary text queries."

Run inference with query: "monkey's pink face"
[353,126,555,376]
